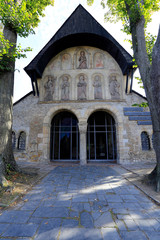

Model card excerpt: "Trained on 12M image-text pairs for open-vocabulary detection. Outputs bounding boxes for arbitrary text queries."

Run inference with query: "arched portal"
[87,111,117,162]
[50,111,79,161]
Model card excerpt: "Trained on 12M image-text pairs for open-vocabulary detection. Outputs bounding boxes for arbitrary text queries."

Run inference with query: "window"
[141,132,150,151]
[18,131,26,150]
[12,131,16,149]
[87,111,117,161]
[50,112,79,160]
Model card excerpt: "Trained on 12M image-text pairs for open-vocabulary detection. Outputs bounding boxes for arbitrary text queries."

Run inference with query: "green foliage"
[0,0,54,37]
[87,0,94,6]
[132,102,149,108]
[135,76,143,88]
[101,0,160,34]
[145,33,157,63]
[0,0,54,72]
[0,32,32,72]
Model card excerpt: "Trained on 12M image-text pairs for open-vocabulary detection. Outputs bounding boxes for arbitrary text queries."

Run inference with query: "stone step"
[137,121,152,125]
[124,112,151,116]
[123,107,143,112]
[129,116,151,121]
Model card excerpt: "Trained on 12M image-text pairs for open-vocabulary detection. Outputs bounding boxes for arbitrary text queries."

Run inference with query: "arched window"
[87,111,117,161]
[12,131,16,149]
[141,132,150,151]
[50,111,79,161]
[18,131,26,150]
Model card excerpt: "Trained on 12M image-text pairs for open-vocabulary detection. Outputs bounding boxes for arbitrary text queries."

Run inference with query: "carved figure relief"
[61,75,70,100]
[62,54,72,70]
[109,76,120,99]
[77,51,87,69]
[77,74,87,100]
[93,75,102,99]
[44,75,56,101]
[94,53,104,69]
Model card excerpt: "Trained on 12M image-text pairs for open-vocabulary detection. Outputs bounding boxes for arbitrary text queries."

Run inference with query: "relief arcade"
[42,47,122,102]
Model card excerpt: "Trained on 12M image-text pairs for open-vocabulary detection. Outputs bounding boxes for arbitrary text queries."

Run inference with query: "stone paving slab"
[0,165,160,240]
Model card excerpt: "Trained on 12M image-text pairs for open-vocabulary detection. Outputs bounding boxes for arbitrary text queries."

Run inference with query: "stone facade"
[13,46,156,164]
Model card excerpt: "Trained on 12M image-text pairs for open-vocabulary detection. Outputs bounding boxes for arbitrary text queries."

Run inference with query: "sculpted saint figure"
[109,76,120,99]
[44,75,56,101]
[77,75,87,100]
[61,76,70,100]
[78,51,87,69]
[93,75,102,99]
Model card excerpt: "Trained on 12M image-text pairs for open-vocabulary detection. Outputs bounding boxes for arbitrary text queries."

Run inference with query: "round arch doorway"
[87,111,117,162]
[50,111,79,161]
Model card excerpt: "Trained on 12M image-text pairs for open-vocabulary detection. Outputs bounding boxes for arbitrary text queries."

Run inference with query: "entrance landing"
[0,165,159,239]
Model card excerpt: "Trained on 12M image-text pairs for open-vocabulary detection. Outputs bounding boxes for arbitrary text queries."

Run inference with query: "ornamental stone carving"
[44,75,56,101]
[78,121,87,134]
[61,75,70,100]
[94,53,104,69]
[77,51,87,69]
[109,76,120,99]
[77,74,87,100]
[61,53,72,70]
[93,75,103,99]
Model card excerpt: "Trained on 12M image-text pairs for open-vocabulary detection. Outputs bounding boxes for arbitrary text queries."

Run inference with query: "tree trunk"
[130,13,160,191]
[0,25,19,186]
[149,28,160,191]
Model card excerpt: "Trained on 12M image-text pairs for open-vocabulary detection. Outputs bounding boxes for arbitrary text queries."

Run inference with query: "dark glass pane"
[87,111,117,161]
[96,133,106,159]
[60,133,70,159]
[89,132,95,159]
[54,131,59,159]
[18,132,26,150]
[141,132,150,150]
[51,111,79,160]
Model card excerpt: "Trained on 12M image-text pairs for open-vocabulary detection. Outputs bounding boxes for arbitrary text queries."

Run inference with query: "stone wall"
[13,46,156,164]
[13,92,156,164]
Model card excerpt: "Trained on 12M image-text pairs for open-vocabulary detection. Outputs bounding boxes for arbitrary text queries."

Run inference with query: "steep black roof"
[25,4,134,94]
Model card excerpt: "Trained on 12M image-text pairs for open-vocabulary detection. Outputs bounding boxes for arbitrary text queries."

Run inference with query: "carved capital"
[78,121,87,133]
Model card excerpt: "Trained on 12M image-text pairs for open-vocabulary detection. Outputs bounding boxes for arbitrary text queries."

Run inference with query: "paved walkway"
[0,165,160,240]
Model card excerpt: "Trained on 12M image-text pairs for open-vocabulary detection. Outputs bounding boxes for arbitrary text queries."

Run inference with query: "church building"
[12,5,155,164]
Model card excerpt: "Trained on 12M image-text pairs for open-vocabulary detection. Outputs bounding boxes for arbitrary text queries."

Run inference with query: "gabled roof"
[24,4,134,95]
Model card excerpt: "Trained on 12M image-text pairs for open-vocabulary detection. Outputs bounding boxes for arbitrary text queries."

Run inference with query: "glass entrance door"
[87,111,117,161]
[50,112,79,161]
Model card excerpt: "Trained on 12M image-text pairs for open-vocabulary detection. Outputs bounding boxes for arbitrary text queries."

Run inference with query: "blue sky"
[14,0,160,102]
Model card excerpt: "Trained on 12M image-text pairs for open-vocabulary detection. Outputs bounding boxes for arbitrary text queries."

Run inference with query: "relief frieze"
[77,74,87,100]
[109,75,120,99]
[93,75,103,99]
[61,75,70,100]
[44,75,57,101]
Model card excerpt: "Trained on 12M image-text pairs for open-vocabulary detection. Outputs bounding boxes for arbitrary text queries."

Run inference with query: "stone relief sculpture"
[77,74,87,100]
[61,53,72,70]
[93,75,103,99]
[44,75,56,101]
[61,75,70,100]
[94,53,104,69]
[77,51,87,69]
[109,76,120,99]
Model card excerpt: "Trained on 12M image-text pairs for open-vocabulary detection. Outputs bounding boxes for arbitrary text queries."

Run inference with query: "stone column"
[79,121,87,165]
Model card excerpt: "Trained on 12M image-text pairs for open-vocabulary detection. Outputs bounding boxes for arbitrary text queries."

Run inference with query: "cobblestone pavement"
[0,165,160,240]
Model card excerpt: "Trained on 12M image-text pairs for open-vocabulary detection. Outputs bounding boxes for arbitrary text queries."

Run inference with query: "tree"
[0,0,54,186]
[89,0,160,191]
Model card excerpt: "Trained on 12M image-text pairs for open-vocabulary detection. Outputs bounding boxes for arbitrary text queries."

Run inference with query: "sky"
[13,0,160,102]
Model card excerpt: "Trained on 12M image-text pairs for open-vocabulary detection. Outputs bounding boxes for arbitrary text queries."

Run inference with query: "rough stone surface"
[0,165,160,239]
